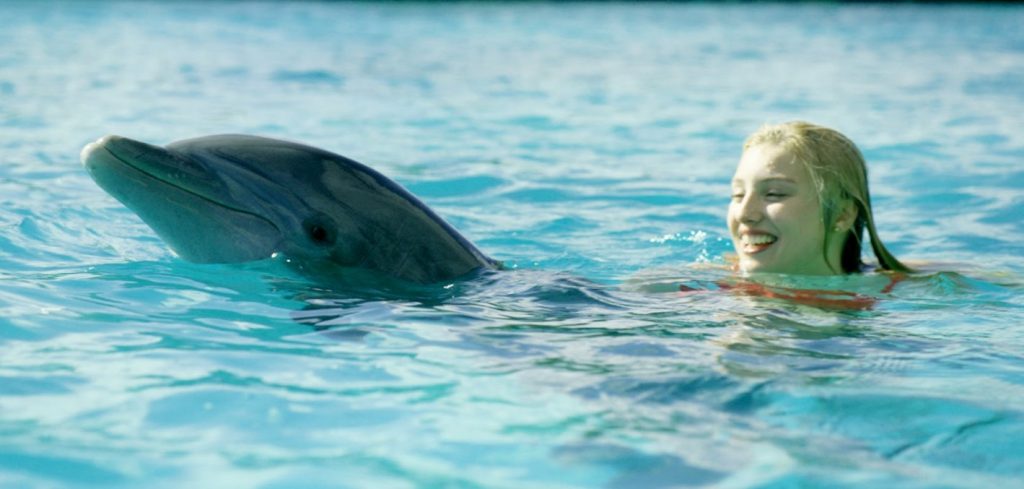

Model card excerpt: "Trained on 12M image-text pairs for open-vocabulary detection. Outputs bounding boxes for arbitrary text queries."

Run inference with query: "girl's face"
[728,143,836,275]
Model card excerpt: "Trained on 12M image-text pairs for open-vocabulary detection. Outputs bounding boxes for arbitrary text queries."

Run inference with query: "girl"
[728,121,910,276]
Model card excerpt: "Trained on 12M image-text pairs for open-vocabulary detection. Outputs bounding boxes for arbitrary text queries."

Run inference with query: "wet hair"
[743,121,911,273]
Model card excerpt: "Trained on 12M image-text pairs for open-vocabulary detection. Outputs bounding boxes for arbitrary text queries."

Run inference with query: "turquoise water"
[2,1,1024,487]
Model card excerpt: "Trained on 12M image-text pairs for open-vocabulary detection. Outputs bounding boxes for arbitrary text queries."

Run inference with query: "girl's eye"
[765,191,787,199]
[731,192,744,201]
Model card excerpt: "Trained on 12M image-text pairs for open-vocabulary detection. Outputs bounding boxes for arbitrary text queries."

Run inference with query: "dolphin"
[81,134,498,283]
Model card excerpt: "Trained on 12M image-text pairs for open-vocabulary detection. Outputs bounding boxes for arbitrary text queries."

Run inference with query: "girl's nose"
[737,194,763,223]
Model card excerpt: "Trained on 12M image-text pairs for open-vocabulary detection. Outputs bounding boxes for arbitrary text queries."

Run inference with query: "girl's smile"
[738,230,777,254]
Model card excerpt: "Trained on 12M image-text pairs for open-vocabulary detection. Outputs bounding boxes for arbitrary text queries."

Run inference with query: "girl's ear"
[833,199,858,233]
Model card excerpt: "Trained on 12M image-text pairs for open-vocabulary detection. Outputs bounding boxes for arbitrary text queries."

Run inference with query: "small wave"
[269,69,345,87]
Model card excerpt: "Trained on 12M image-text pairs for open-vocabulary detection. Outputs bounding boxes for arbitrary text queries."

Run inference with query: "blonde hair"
[743,121,910,273]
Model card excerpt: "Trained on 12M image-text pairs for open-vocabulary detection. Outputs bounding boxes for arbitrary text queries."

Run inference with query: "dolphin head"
[82,134,494,282]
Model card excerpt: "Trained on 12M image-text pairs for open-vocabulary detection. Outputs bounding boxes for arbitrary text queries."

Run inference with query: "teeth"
[743,234,776,246]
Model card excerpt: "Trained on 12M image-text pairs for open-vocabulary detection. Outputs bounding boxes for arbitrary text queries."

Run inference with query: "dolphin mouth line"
[91,141,281,233]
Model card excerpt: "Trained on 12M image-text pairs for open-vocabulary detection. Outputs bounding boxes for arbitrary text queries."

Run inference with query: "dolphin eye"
[304,219,336,246]
[311,226,328,242]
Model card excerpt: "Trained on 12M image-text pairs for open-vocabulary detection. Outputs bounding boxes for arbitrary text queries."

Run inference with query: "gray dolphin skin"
[81,134,498,283]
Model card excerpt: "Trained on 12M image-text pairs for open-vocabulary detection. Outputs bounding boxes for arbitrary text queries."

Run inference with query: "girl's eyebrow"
[758,177,798,184]
[731,177,798,185]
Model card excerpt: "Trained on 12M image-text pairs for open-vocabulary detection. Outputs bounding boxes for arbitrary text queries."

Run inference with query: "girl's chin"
[738,258,835,276]
[738,255,798,275]
[737,256,776,273]
[738,262,778,275]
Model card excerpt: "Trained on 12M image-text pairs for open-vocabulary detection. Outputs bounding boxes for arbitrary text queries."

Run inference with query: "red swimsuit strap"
[879,272,908,294]
[722,281,875,310]
[679,273,907,310]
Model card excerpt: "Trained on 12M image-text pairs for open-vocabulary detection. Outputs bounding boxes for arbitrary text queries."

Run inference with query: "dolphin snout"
[98,135,165,161]
[80,135,119,166]
[82,135,211,183]
[81,135,159,167]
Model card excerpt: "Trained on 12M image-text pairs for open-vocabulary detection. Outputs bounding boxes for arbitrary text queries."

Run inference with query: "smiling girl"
[728,121,910,276]
[625,121,911,307]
